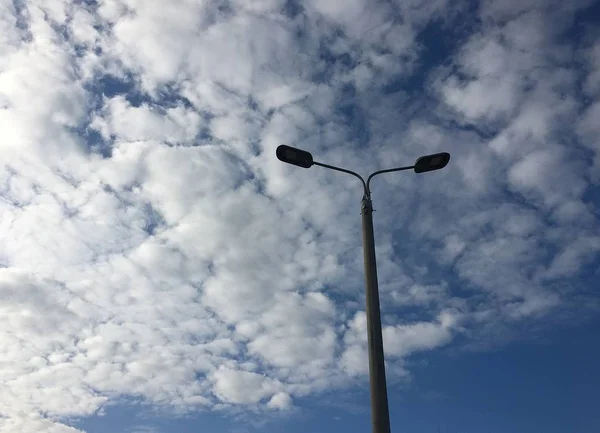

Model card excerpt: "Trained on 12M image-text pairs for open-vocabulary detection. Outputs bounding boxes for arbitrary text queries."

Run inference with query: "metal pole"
[361,193,391,433]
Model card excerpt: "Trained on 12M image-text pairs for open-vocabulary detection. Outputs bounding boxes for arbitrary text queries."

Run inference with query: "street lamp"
[276,144,450,433]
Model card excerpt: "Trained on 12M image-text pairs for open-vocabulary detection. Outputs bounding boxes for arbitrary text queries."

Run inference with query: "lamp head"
[276,145,314,168]
[414,152,451,173]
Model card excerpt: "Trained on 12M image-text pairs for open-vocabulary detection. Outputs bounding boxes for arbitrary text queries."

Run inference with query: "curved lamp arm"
[313,162,416,199]
[314,161,368,198]
[366,165,415,196]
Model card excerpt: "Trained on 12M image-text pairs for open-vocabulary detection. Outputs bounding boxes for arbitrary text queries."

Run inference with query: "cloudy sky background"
[1,0,599,432]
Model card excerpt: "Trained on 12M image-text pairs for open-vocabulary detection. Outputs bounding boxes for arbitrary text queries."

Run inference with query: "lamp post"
[276,145,450,433]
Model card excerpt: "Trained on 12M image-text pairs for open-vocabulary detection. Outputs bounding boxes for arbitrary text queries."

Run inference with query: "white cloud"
[0,416,84,433]
[340,311,369,376]
[266,392,293,410]
[100,0,207,91]
[390,282,449,306]
[542,236,600,279]
[245,292,337,370]
[479,0,596,24]
[129,427,160,433]
[383,313,456,358]
[0,24,85,159]
[210,366,282,405]
[0,0,599,431]
[70,8,99,47]
[583,41,600,96]
[92,96,203,144]
[507,146,586,209]
[577,100,600,177]
[440,74,519,123]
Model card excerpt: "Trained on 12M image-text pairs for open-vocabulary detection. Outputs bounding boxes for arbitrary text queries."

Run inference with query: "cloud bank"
[1,0,599,431]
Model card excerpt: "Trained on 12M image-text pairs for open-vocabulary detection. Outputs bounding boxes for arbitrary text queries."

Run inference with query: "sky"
[0,0,599,432]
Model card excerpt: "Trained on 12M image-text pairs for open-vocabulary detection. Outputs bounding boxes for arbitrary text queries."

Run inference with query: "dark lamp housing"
[414,152,451,173]
[276,145,314,168]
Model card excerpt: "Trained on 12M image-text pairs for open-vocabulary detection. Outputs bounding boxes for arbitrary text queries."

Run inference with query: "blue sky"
[1,0,599,432]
